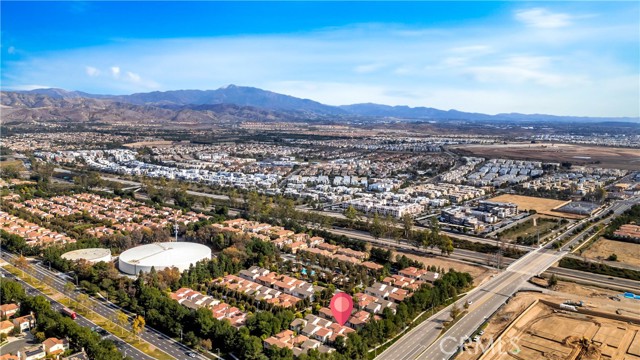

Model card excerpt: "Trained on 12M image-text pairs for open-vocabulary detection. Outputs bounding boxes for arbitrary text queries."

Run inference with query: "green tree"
[383,214,394,238]
[0,164,21,179]
[77,293,90,311]
[64,282,75,297]
[402,213,414,239]
[370,214,384,239]
[31,160,54,183]
[450,302,461,320]
[594,186,607,203]
[0,280,26,304]
[115,310,129,336]
[439,234,454,256]
[344,206,358,227]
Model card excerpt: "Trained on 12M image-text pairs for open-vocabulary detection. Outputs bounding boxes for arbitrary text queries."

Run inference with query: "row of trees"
[604,205,640,242]
[559,257,640,281]
[1,279,128,360]
[368,247,424,270]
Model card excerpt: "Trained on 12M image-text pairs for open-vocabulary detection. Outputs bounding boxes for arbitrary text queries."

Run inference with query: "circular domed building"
[118,242,211,275]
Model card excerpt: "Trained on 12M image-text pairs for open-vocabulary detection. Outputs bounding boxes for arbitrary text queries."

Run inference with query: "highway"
[54,168,231,201]
[376,197,639,360]
[560,196,638,252]
[376,247,566,360]
[0,266,152,360]
[297,206,535,252]
[2,252,211,360]
[546,267,640,293]
[99,175,231,201]
[328,227,519,266]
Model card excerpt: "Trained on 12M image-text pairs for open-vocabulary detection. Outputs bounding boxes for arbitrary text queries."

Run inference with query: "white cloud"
[463,55,588,87]
[2,13,637,117]
[85,66,100,77]
[515,8,573,29]
[6,84,51,91]
[7,46,15,54]
[126,71,141,83]
[354,63,385,74]
[449,45,492,55]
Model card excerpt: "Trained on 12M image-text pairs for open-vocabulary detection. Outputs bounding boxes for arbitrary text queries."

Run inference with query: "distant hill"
[0,91,308,124]
[20,85,345,115]
[12,85,640,123]
[339,103,495,121]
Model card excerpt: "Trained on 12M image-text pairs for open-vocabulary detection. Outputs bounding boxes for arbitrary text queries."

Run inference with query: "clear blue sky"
[2,1,639,116]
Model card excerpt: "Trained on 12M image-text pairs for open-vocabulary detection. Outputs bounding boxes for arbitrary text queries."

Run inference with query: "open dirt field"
[453,143,640,170]
[489,194,580,219]
[0,159,25,170]
[123,140,174,148]
[476,302,640,360]
[398,251,497,285]
[458,281,640,360]
[581,238,640,267]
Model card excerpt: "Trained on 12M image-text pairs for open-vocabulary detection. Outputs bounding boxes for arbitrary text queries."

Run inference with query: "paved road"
[560,197,638,252]
[0,267,151,360]
[0,331,37,356]
[376,246,565,360]
[2,252,211,360]
[546,267,640,293]
[328,227,517,268]
[376,197,639,360]
[297,206,534,252]
[564,253,640,272]
[54,169,231,202]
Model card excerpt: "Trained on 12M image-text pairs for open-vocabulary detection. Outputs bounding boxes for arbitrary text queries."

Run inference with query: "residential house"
[0,320,14,335]
[0,303,19,318]
[12,314,35,333]
[18,346,45,360]
[43,338,69,358]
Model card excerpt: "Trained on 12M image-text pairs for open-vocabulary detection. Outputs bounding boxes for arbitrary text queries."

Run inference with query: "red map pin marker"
[330,292,353,326]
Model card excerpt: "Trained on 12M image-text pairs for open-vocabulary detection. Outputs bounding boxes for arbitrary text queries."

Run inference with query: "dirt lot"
[123,140,174,148]
[458,281,640,360]
[489,194,580,219]
[0,159,25,170]
[581,238,640,267]
[453,143,640,170]
[398,251,497,286]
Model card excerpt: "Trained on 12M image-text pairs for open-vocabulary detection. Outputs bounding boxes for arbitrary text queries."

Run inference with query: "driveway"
[0,331,37,356]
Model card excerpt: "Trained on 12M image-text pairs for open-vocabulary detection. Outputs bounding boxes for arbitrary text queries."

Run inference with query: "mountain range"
[1,85,638,124]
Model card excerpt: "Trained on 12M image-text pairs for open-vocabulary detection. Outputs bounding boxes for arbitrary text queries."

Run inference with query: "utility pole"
[174,219,179,242]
